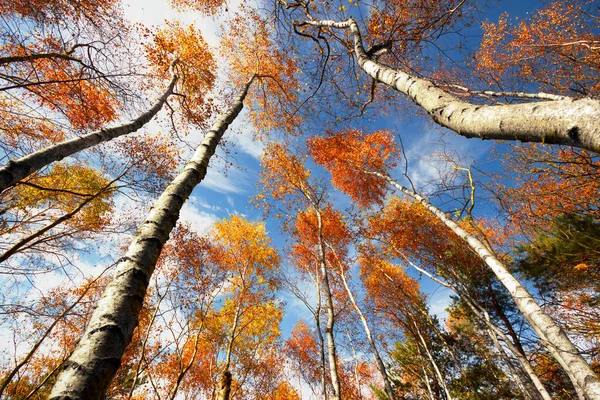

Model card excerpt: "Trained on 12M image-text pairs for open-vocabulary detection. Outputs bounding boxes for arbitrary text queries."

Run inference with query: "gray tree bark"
[0,71,178,194]
[48,77,255,400]
[305,18,600,154]
[370,170,600,400]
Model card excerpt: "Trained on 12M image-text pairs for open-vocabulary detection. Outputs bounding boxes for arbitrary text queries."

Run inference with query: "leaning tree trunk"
[306,18,600,154]
[371,170,600,400]
[0,69,178,194]
[48,77,255,400]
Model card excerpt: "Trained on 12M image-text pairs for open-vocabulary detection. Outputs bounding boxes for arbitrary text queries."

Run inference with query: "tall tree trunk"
[316,209,342,400]
[217,371,232,400]
[372,170,600,400]
[48,77,255,400]
[217,299,243,400]
[486,328,534,400]
[306,18,600,154]
[0,69,178,194]
[401,251,553,400]
[314,268,329,399]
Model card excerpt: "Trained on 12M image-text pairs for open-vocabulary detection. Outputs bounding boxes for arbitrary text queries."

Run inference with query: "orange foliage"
[476,1,600,95]
[169,0,226,16]
[0,0,121,25]
[285,320,322,386]
[309,129,400,207]
[257,142,311,206]
[368,197,485,281]
[497,145,600,237]
[367,0,465,47]
[17,58,119,130]
[265,381,301,400]
[221,8,301,134]
[291,205,351,273]
[145,21,215,126]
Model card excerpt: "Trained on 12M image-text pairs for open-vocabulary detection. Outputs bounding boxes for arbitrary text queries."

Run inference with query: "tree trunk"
[307,18,600,154]
[0,70,178,194]
[316,209,342,400]
[486,328,534,400]
[413,321,453,400]
[374,170,600,400]
[400,250,553,400]
[329,246,395,399]
[216,371,232,400]
[48,77,255,400]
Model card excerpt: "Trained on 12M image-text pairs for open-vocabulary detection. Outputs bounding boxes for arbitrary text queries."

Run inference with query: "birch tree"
[309,129,600,399]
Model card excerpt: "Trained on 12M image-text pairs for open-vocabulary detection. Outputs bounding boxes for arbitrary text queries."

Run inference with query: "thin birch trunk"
[0,69,178,193]
[316,209,342,400]
[314,267,329,399]
[420,361,435,400]
[48,77,255,400]
[217,299,243,400]
[327,244,395,399]
[486,328,534,400]
[0,268,110,397]
[372,170,600,400]
[306,18,600,154]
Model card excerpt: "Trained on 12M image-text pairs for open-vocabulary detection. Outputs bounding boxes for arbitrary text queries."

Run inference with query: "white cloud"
[398,126,492,192]
[427,288,453,324]
[179,199,219,233]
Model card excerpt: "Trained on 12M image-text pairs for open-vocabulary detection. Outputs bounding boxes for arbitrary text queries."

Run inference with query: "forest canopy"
[0,0,599,399]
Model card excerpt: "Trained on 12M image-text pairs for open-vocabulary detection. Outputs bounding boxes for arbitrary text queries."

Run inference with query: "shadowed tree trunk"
[368,169,600,400]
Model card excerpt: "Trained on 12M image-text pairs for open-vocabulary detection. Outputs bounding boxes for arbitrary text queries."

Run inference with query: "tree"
[258,143,343,399]
[47,76,255,399]
[285,5,600,153]
[310,129,600,399]
[1,1,599,398]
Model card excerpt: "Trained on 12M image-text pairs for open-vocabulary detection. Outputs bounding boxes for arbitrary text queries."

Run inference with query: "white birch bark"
[48,77,255,400]
[316,210,342,400]
[397,249,553,400]
[0,71,178,194]
[305,19,600,154]
[369,170,600,400]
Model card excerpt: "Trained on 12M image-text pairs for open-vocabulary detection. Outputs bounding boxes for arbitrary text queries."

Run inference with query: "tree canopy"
[0,0,599,399]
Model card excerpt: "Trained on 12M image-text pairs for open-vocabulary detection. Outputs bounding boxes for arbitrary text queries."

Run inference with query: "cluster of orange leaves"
[0,0,121,25]
[308,129,400,207]
[169,0,226,16]
[221,8,301,134]
[368,197,486,282]
[291,205,351,273]
[145,21,216,127]
[257,142,311,206]
[476,0,600,95]
[498,146,600,238]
